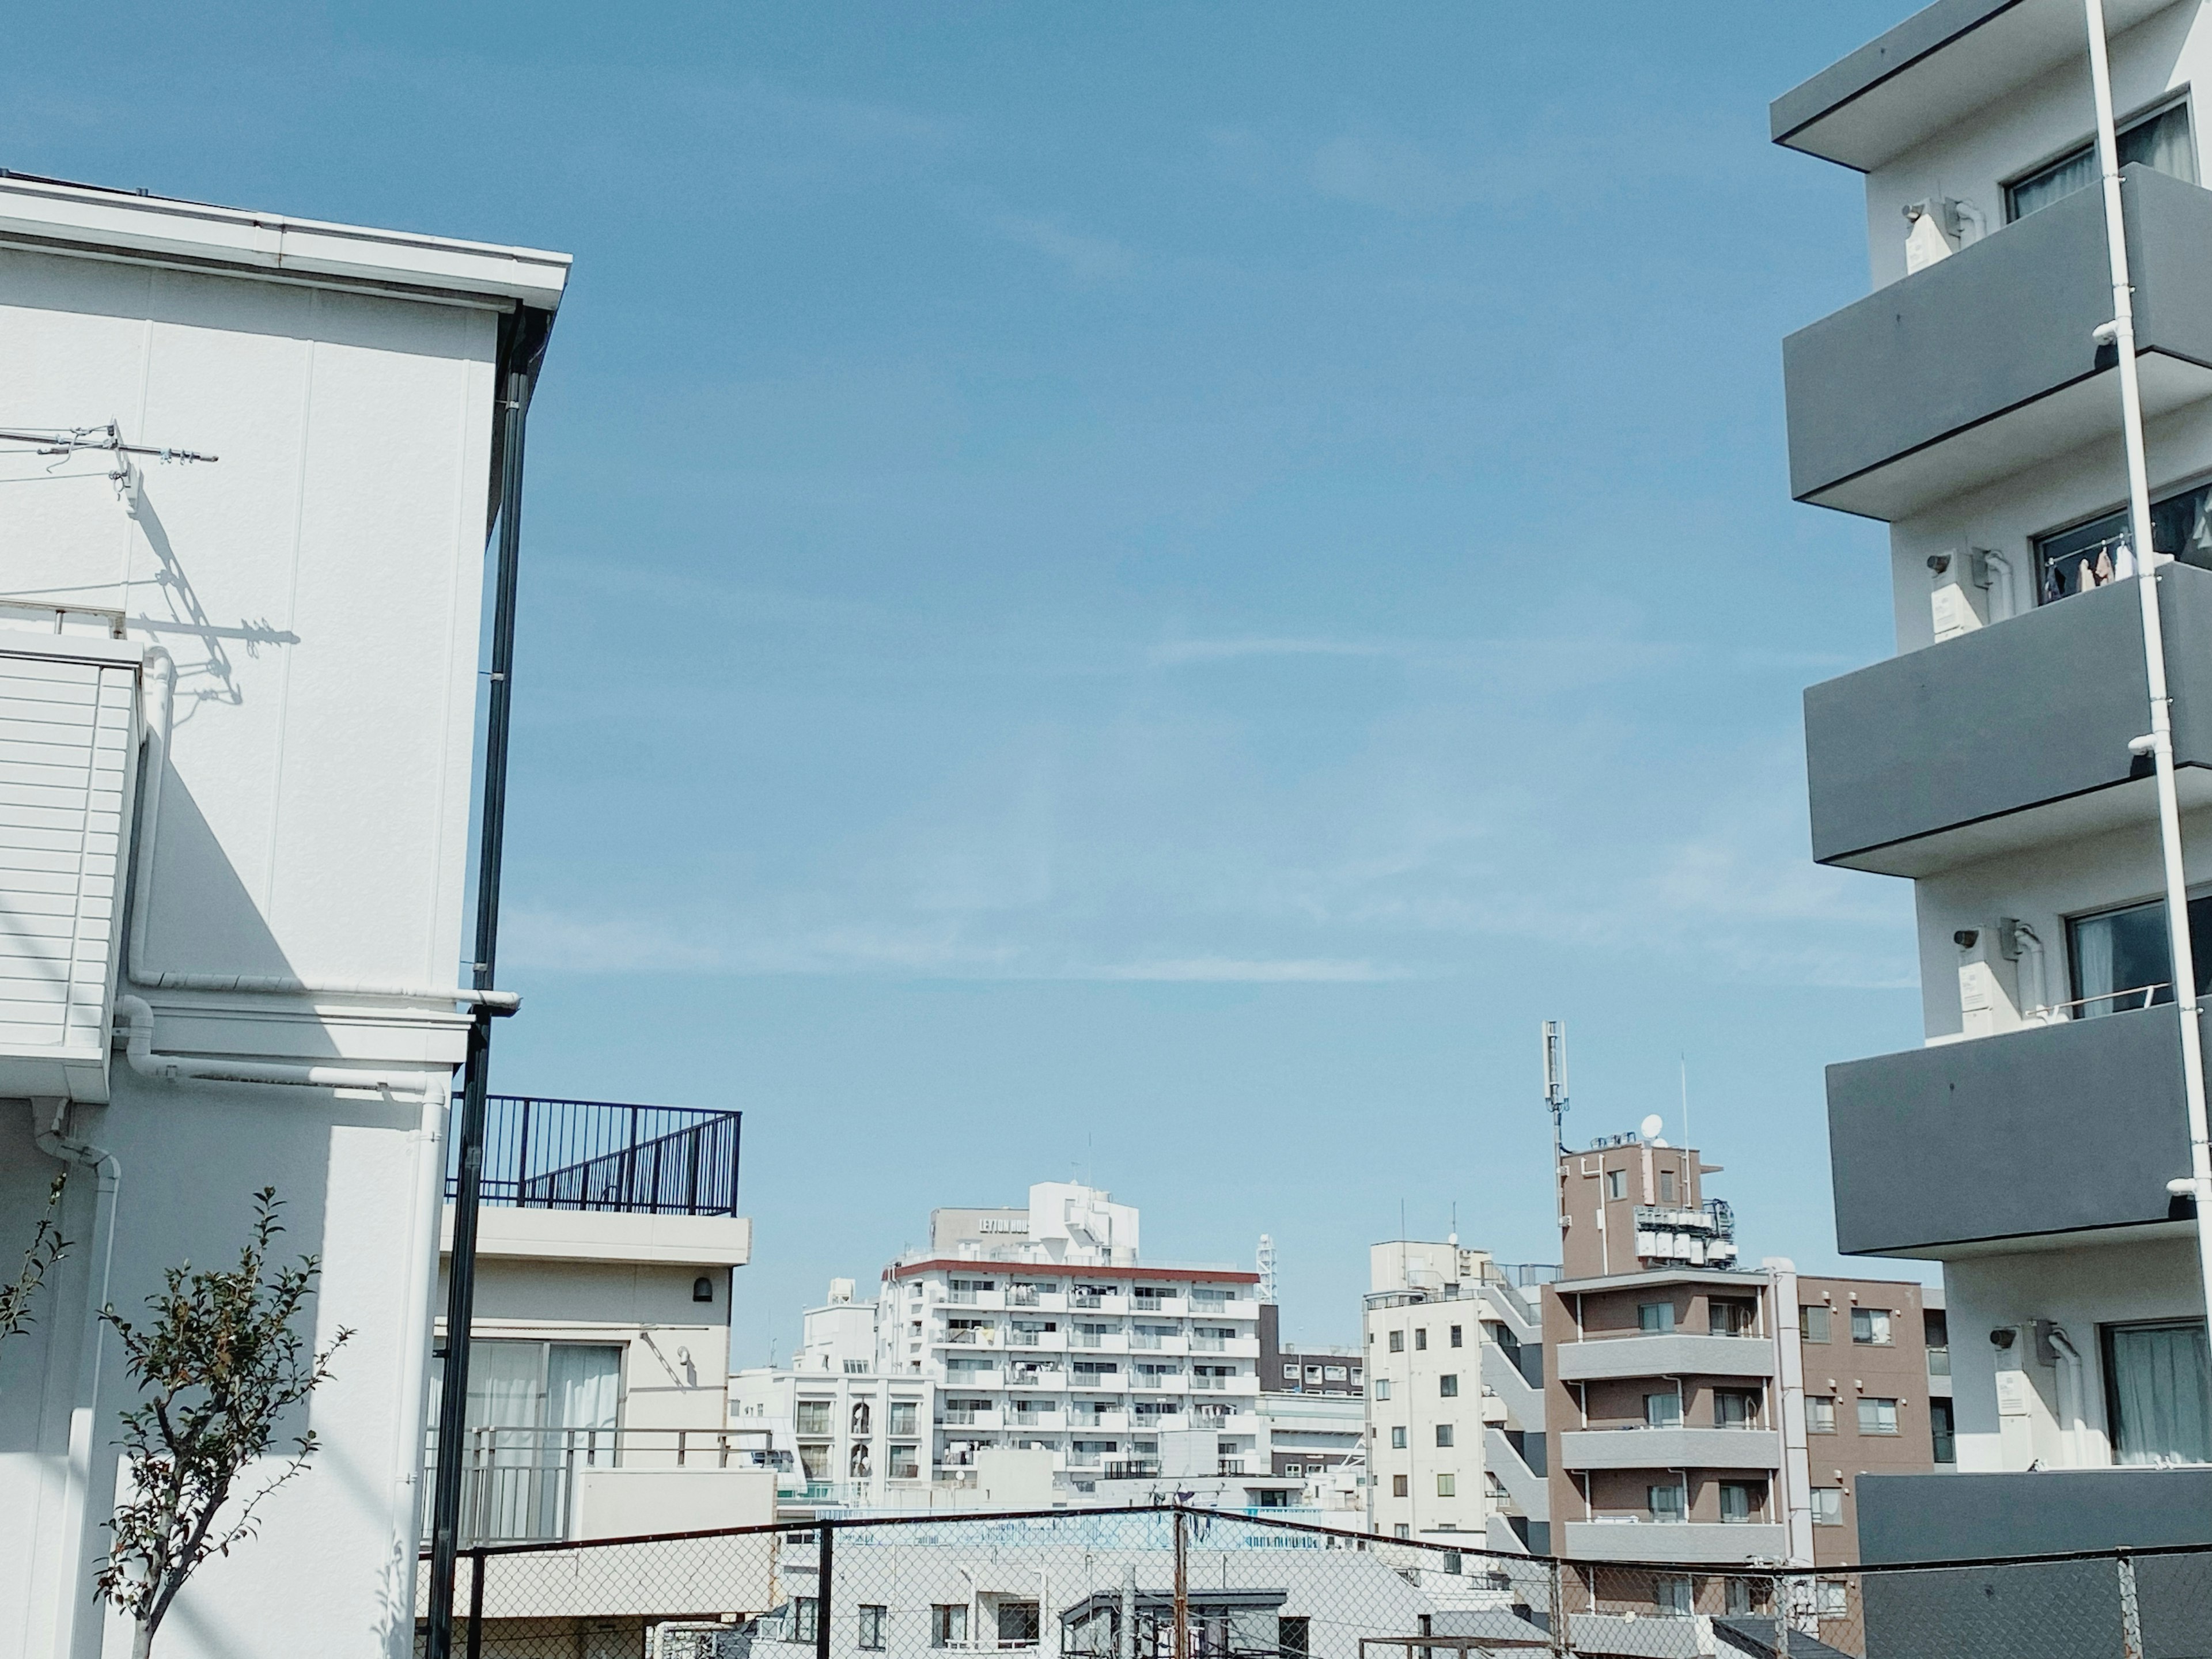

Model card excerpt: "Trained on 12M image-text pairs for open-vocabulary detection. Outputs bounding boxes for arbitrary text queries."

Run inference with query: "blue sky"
[5,2,1931,1361]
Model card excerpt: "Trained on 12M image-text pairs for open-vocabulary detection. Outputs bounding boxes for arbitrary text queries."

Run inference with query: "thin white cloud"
[989,213,1134,281]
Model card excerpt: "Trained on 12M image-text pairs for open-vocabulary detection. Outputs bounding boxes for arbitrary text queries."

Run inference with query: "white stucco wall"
[0,198,561,1659]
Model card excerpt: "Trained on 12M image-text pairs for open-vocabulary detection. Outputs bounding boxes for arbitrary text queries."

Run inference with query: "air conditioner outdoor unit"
[0,630,146,1103]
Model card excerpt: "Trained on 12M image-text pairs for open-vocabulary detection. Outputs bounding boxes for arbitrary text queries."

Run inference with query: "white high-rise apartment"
[1776,0,2212,1568]
[883,1181,1265,1499]
[1363,1240,1550,1552]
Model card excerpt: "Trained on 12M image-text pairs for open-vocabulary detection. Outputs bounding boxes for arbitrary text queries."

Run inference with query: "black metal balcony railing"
[446,1095,742,1217]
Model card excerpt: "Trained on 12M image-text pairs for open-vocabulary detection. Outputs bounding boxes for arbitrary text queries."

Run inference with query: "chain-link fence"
[415,1504,2212,1659]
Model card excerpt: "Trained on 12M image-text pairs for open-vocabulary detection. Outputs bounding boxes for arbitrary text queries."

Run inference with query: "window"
[1393,1523,1410,1539]
[1807,1396,1837,1434]
[859,1605,888,1651]
[889,1444,919,1480]
[889,1401,918,1436]
[1438,1374,1459,1398]
[1435,1473,1456,1498]
[1709,1300,1756,1336]
[1800,1305,1831,1343]
[1858,1397,1900,1435]
[1655,1576,1692,1617]
[1393,1474,1410,1498]
[851,1401,872,1437]
[2067,892,2212,1019]
[2037,474,2212,608]
[795,1399,832,1436]
[1812,1487,1843,1527]
[1638,1302,1676,1334]
[1715,1389,1759,1428]
[1284,1364,1300,1380]
[1719,1481,1762,1523]
[931,1605,968,1648]
[1644,1391,1683,1427]
[1851,1308,1893,1346]
[2006,99,2196,223]
[1279,1617,1311,1659]
[1930,1398,1956,1465]
[1725,1580,1760,1617]
[1606,1170,1627,1200]
[1817,1581,1850,1620]
[1388,1331,1404,1354]
[1391,1426,1407,1449]
[1648,1483,1686,1522]
[1325,1365,1347,1381]
[1658,1169,1677,1203]
[1449,1325,1463,1348]
[1284,1462,1303,1475]
[998,1604,1040,1646]
[1414,1328,1428,1351]
[1435,1423,1454,1448]
[2105,1319,2212,1463]
[793,1598,820,1645]
[1374,1378,1392,1400]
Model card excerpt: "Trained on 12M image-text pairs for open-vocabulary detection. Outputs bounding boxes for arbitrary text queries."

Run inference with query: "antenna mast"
[1256,1234,1278,1305]
[1542,1020,1570,1154]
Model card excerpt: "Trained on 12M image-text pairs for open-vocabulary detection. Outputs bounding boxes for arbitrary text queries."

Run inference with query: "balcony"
[456,1094,742,1216]
[1558,1427,1781,1472]
[1806,562,2212,877]
[1554,1334,1775,1384]
[1828,1003,2198,1256]
[1560,1521,1790,1565]
[1783,166,2212,521]
[422,1426,769,1546]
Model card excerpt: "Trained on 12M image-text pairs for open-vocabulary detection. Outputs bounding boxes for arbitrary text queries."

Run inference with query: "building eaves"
[0,172,570,313]
[1770,0,2174,173]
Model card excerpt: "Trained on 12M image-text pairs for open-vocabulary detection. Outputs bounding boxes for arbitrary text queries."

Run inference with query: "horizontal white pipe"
[126,649,518,1014]
[116,995,447,1101]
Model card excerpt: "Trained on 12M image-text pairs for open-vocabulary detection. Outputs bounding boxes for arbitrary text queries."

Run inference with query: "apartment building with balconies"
[1543,1134,1935,1638]
[1776,0,2212,1565]
[1362,1240,1555,1555]
[427,1094,764,1547]
[876,1182,1269,1503]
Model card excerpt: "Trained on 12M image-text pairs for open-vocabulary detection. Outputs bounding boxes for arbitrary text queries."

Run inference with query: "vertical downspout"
[423,309,544,1659]
[2082,0,2212,1408]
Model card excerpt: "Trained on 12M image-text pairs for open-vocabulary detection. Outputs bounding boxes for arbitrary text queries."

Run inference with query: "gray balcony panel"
[1783,168,2212,521]
[1770,0,2170,172]
[1558,1427,1781,1472]
[1828,1004,2196,1257]
[1559,1521,1790,1565]
[1858,1467,2212,1562]
[1805,562,2212,876]
[1555,1334,1775,1382]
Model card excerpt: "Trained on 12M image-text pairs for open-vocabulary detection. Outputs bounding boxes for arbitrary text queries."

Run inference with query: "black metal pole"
[817,1521,835,1659]
[465,1547,486,1659]
[427,312,543,1659]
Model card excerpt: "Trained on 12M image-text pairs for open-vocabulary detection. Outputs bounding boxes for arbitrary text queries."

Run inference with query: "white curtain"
[2075,914,2118,1014]
[466,1341,547,1541]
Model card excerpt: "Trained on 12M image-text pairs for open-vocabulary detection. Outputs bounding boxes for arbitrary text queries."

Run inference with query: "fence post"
[1546,1559,1568,1659]
[817,1520,835,1659]
[2118,1554,2145,1659]
[1172,1508,1190,1659]
[1772,1574,1789,1659]
[465,1547,484,1659]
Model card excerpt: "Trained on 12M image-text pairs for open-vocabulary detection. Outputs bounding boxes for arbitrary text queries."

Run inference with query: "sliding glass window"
[2006,99,2196,223]
[2103,1320,2211,1464]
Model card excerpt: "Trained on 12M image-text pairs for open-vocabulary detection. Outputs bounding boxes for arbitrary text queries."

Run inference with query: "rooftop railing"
[450,1094,742,1217]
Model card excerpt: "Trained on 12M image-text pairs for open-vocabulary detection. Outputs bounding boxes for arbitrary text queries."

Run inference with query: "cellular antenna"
[1542,1019,1570,1154]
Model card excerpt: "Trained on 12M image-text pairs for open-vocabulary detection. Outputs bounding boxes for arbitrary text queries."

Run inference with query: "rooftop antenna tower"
[1543,1019,1570,1236]
[1542,1020,1570,1154]
[1256,1234,1278,1305]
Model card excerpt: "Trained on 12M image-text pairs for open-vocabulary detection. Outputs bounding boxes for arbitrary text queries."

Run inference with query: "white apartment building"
[0,177,566,1659]
[1777,0,2212,1565]
[1363,1241,1551,1554]
[885,1183,1266,1500]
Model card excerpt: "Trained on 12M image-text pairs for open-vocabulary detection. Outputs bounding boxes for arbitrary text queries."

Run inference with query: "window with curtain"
[2034,479,2212,604]
[2067,893,2212,1016]
[426,1339,623,1543]
[2006,100,2197,222]
[2104,1320,2212,1463]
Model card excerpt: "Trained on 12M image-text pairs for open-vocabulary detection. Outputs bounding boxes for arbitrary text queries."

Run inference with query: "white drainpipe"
[2047,1325,2089,1468]
[29,1097,122,1659]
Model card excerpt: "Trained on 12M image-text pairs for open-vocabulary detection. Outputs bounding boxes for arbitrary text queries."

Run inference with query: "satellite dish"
[1640,1113,1664,1141]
